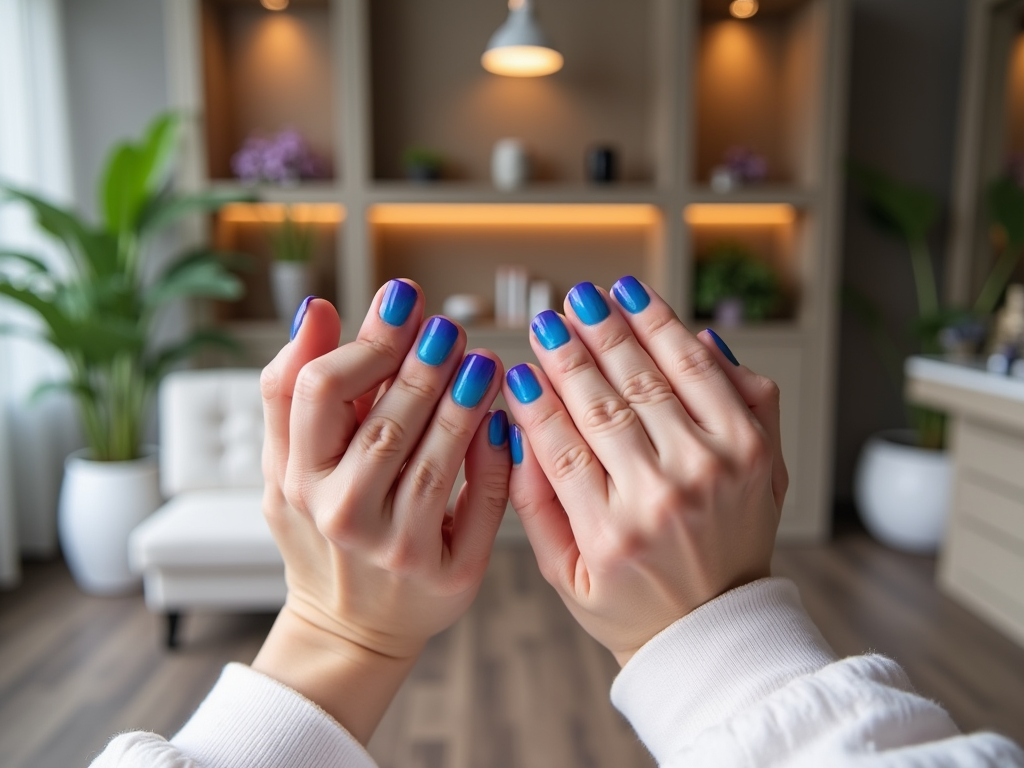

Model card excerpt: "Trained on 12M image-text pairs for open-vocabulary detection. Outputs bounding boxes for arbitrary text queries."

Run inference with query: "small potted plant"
[0,113,249,594]
[694,242,781,326]
[268,208,315,321]
[402,147,444,183]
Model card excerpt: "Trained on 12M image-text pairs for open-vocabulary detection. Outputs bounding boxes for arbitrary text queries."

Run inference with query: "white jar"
[491,138,529,190]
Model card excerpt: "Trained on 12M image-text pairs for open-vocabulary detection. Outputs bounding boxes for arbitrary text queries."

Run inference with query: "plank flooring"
[1,530,1023,767]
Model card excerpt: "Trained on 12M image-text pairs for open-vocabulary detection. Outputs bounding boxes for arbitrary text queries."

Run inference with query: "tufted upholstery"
[130,370,284,644]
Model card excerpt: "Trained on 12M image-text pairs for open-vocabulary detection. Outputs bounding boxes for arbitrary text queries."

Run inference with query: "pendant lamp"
[482,0,563,77]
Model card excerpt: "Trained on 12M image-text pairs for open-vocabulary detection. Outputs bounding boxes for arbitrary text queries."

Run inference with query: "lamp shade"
[482,0,563,77]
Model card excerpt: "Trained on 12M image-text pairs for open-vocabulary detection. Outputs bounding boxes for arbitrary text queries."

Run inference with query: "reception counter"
[905,356,1024,648]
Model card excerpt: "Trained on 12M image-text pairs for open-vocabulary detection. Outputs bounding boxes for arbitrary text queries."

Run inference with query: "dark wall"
[833,0,968,504]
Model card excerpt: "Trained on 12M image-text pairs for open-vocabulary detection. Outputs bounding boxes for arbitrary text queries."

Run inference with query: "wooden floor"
[2,530,1023,768]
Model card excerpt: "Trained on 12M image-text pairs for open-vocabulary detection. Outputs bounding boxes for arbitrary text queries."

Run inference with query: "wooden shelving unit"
[164,0,850,541]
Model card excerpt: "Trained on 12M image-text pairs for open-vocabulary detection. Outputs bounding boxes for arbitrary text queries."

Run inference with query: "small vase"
[854,429,951,554]
[58,448,162,594]
[491,138,529,190]
[270,261,314,322]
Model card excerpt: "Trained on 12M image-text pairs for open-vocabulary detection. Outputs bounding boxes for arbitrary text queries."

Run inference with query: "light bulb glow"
[482,45,563,77]
[684,204,796,226]
[729,0,759,19]
[261,0,289,10]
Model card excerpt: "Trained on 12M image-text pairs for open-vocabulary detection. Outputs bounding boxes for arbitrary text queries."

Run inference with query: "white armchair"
[129,369,284,647]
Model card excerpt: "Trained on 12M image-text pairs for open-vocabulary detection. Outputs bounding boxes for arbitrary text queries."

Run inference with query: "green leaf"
[138,113,180,198]
[147,329,243,382]
[144,259,244,309]
[29,379,95,405]
[101,142,148,234]
[988,175,1024,248]
[0,250,50,274]
[139,188,257,235]
[0,184,119,276]
[848,162,940,243]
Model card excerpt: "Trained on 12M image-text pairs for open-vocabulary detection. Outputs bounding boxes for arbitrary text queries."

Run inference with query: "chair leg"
[166,611,182,649]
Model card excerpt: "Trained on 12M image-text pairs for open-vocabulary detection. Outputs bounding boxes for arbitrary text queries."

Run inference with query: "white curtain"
[0,0,75,584]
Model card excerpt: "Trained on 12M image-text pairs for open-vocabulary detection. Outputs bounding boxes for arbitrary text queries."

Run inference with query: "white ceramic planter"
[491,138,529,190]
[58,448,162,595]
[854,429,951,554]
[270,261,314,322]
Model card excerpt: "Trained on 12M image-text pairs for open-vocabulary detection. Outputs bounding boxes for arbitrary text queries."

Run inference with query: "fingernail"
[489,410,509,447]
[290,295,315,341]
[510,424,523,466]
[507,363,542,404]
[379,280,417,326]
[611,276,650,314]
[568,282,610,325]
[452,353,496,408]
[706,328,739,366]
[417,316,459,366]
[531,310,570,350]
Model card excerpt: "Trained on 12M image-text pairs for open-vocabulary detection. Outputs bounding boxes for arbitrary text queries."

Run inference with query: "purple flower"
[725,146,768,183]
[231,129,331,183]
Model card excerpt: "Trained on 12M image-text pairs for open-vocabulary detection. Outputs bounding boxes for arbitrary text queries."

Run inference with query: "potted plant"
[848,164,1024,553]
[0,113,249,594]
[402,147,444,183]
[694,242,781,327]
[268,208,315,321]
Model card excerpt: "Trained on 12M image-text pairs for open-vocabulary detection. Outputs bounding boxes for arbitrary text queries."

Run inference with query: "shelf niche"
[368,0,660,185]
[695,0,825,187]
[370,204,663,322]
[685,203,806,324]
[200,0,337,181]
[211,202,343,323]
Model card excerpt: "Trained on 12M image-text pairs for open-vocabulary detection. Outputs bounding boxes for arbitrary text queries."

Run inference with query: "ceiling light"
[261,0,289,11]
[482,0,563,77]
[729,0,759,19]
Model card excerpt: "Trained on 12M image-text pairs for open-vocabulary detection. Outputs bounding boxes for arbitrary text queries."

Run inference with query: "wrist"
[252,605,421,744]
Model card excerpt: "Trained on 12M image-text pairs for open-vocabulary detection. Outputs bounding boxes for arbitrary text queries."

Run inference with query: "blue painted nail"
[510,425,523,466]
[452,354,496,408]
[507,363,542,404]
[611,276,650,314]
[417,316,459,366]
[531,310,570,350]
[290,295,315,341]
[568,282,610,325]
[706,328,739,366]
[489,410,509,447]
[379,280,417,326]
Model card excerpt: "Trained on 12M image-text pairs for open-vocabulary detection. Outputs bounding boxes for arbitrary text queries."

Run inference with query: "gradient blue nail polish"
[611,276,650,314]
[417,316,459,366]
[489,410,509,447]
[378,280,417,326]
[531,310,570,350]
[290,295,315,341]
[568,281,610,325]
[507,363,542,404]
[706,328,740,366]
[451,354,496,408]
[510,425,523,466]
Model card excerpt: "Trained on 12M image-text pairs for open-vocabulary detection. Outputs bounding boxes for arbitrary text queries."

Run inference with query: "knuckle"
[408,457,450,500]
[647,484,686,529]
[381,536,421,575]
[395,370,439,402]
[551,441,595,482]
[260,362,282,402]
[292,363,335,406]
[357,415,406,460]
[592,327,633,356]
[556,349,596,379]
[435,411,473,442]
[641,309,678,340]
[737,426,772,469]
[593,525,646,565]
[582,397,638,435]
[359,334,404,366]
[755,375,781,407]
[620,370,675,407]
[671,346,719,382]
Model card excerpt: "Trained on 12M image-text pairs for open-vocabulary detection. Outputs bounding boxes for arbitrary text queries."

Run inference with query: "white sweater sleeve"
[610,577,1024,767]
[90,663,378,768]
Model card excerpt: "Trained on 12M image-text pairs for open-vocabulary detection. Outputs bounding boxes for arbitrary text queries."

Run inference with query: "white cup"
[492,138,529,190]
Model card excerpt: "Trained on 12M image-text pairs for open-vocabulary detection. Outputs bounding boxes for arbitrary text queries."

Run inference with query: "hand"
[253,282,510,742]
[503,278,787,666]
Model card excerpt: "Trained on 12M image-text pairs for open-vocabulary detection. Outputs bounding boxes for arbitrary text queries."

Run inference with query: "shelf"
[366,182,663,206]
[695,0,825,186]
[208,180,342,205]
[368,0,662,184]
[200,0,337,181]
[686,185,815,206]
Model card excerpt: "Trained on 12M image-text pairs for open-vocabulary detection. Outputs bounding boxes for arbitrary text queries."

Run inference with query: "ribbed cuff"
[172,663,377,768]
[610,577,837,765]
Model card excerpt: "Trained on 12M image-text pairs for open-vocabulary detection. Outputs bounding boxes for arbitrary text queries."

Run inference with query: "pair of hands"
[252,277,787,743]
